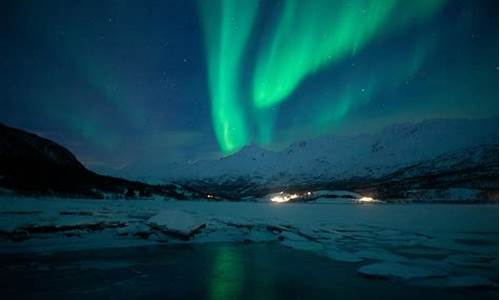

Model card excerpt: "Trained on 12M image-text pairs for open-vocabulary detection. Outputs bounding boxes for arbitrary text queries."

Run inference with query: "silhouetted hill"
[0,123,180,198]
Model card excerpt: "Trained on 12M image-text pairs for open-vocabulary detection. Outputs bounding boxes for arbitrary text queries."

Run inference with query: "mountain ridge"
[157,117,498,200]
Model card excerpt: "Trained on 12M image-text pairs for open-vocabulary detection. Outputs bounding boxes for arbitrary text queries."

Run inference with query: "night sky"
[1,0,498,174]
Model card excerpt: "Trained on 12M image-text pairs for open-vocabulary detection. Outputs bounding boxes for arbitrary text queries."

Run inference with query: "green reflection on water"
[209,246,244,300]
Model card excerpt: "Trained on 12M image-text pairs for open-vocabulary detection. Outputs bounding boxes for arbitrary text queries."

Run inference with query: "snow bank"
[147,210,206,239]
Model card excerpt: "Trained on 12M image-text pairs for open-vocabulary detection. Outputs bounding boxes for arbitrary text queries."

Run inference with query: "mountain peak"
[158,117,498,185]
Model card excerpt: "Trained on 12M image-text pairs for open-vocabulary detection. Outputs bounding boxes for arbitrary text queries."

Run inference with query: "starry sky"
[1,0,498,175]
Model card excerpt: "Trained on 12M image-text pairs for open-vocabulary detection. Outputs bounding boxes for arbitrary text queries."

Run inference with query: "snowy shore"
[0,197,497,288]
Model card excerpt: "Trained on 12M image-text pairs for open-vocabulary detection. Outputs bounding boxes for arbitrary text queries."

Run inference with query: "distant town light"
[271,193,299,203]
[358,196,375,202]
[271,195,288,203]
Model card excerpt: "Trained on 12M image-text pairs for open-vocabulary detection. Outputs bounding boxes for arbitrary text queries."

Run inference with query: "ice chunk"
[281,239,324,251]
[358,262,447,280]
[147,210,206,239]
[246,229,279,242]
[323,248,364,263]
[115,223,151,237]
[355,248,407,262]
[280,231,323,251]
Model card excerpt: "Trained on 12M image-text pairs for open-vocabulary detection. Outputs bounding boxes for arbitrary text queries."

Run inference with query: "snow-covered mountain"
[160,118,498,200]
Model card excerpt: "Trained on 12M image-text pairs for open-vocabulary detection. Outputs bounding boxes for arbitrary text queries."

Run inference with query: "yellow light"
[358,196,375,202]
[271,195,289,203]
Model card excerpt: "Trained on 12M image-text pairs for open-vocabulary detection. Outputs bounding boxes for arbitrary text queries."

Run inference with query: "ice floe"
[0,197,497,286]
[147,210,206,239]
[358,262,447,280]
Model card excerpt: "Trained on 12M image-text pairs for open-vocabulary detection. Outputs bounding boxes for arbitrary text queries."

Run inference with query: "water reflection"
[209,246,244,300]
[0,243,495,300]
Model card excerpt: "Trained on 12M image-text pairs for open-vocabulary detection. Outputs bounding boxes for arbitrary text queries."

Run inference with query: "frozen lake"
[0,197,497,299]
[0,242,497,300]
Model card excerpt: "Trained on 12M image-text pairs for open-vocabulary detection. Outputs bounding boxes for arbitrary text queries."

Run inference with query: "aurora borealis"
[252,0,446,108]
[199,0,451,153]
[198,0,259,153]
[1,0,498,173]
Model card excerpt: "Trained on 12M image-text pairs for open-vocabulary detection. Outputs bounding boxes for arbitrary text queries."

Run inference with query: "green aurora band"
[292,37,433,139]
[198,0,447,153]
[252,0,446,108]
[198,0,260,154]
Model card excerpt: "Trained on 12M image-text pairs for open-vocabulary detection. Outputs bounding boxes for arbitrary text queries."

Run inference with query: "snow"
[147,210,206,238]
[406,188,483,202]
[154,117,497,184]
[0,197,497,286]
